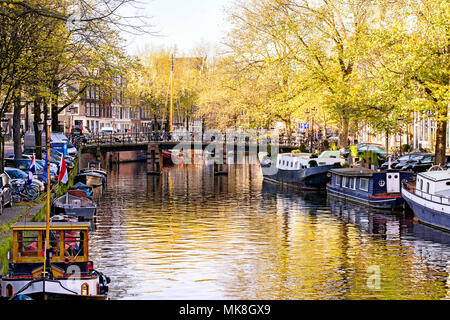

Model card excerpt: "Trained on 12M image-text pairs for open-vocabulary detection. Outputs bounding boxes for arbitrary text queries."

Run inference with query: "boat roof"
[418,170,450,182]
[330,168,377,177]
[11,222,91,231]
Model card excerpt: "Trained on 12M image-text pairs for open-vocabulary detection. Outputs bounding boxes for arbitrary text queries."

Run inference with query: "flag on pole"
[42,154,48,184]
[58,154,68,184]
[27,153,36,185]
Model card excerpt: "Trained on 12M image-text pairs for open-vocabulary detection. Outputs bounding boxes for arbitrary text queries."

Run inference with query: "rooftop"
[419,170,450,182]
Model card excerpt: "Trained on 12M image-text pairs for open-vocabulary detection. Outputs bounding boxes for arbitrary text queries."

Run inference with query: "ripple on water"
[89,162,450,300]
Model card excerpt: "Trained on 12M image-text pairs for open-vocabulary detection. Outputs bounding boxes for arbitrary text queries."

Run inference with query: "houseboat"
[261,152,345,191]
[327,168,415,209]
[401,170,450,231]
[0,222,110,300]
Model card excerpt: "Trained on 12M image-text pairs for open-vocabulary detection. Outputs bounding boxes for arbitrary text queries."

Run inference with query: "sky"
[121,0,233,55]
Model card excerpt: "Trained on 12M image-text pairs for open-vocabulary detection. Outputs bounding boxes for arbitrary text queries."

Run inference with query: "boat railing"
[402,181,450,205]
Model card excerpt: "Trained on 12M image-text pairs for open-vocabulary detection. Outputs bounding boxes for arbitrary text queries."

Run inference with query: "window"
[349,178,356,190]
[360,178,369,192]
[81,283,89,296]
[342,177,348,188]
[64,230,85,258]
[336,175,342,186]
[426,182,430,194]
[18,231,39,257]
[420,179,423,191]
[6,284,13,297]
[42,230,61,258]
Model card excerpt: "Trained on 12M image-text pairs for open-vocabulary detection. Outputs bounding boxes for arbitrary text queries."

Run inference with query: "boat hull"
[402,186,450,231]
[261,164,337,191]
[327,185,405,209]
[1,277,106,300]
[74,174,104,188]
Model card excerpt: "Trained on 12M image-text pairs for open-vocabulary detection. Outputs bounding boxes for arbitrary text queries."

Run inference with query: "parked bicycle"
[11,180,41,202]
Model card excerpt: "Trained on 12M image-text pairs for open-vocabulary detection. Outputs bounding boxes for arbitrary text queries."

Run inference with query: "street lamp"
[1,117,9,172]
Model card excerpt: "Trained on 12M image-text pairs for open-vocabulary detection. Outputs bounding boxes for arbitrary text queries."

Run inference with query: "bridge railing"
[76,131,306,148]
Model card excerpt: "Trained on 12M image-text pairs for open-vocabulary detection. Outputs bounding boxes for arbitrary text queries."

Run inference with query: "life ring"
[378,179,385,187]
[428,165,444,172]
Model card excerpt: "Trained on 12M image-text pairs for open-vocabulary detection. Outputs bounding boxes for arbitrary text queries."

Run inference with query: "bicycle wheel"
[24,186,40,201]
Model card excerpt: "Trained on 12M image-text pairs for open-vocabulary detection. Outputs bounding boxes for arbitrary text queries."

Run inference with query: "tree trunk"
[51,80,60,132]
[13,88,22,159]
[434,108,447,166]
[33,97,42,159]
[339,115,350,148]
[385,130,389,155]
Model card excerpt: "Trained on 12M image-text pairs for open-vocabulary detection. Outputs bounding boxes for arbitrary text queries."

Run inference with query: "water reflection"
[88,161,450,300]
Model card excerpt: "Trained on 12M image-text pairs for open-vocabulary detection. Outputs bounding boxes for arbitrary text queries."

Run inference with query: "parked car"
[381,153,431,170]
[23,149,74,170]
[4,167,45,192]
[0,172,13,213]
[4,158,57,182]
[343,143,387,161]
[381,153,435,173]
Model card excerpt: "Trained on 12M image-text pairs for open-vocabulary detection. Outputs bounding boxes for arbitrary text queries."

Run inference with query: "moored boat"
[74,171,104,188]
[401,170,450,231]
[261,152,345,191]
[327,168,415,209]
[0,222,110,300]
[52,190,97,221]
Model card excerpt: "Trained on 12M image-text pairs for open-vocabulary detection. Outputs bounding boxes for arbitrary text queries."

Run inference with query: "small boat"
[260,152,345,191]
[327,167,415,209]
[1,222,110,300]
[70,182,93,197]
[79,161,107,177]
[74,171,104,188]
[402,170,450,231]
[52,190,97,221]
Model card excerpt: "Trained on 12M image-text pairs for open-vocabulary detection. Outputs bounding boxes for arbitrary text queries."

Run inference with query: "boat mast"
[42,121,51,278]
[169,53,174,134]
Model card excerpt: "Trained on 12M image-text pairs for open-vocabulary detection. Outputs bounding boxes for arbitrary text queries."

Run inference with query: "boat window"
[446,182,450,186]
[350,178,356,190]
[342,177,348,188]
[360,178,369,192]
[81,283,89,296]
[426,182,430,193]
[6,284,13,297]
[42,230,61,258]
[419,179,423,191]
[290,162,293,168]
[17,231,39,257]
[336,175,342,186]
[64,230,85,258]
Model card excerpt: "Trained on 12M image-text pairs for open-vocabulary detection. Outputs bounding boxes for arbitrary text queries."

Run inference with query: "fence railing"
[403,181,450,205]
[75,131,314,148]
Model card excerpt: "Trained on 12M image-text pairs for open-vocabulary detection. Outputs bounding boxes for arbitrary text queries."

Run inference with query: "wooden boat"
[52,190,96,221]
[402,170,450,231]
[327,168,415,209]
[74,171,104,188]
[261,152,345,191]
[0,222,110,300]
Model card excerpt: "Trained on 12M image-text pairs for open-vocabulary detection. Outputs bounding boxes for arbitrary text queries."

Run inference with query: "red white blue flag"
[58,154,68,184]
[27,153,36,185]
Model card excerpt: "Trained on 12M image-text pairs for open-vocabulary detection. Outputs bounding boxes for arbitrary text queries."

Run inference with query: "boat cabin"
[415,171,450,201]
[9,222,91,278]
[327,168,415,209]
[276,153,344,170]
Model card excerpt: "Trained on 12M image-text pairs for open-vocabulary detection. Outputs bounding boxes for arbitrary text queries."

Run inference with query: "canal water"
[89,161,450,300]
